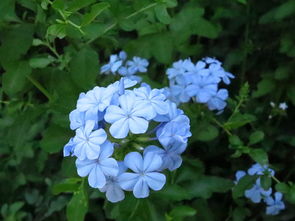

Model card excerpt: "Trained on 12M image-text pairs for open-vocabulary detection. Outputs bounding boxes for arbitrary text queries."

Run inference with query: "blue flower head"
[265,192,285,215]
[63,76,191,203]
[166,57,234,112]
[101,51,149,82]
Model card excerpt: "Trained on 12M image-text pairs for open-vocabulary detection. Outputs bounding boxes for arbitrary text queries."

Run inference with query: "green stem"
[128,200,140,221]
[125,3,158,19]
[272,176,281,184]
[86,2,158,44]
[26,75,53,102]
[211,117,232,136]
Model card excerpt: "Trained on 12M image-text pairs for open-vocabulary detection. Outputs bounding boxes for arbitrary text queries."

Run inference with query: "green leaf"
[233,175,257,199]
[40,125,72,153]
[69,47,99,89]
[68,0,96,12]
[249,149,268,165]
[81,2,110,26]
[0,24,34,67]
[157,184,190,201]
[52,178,81,195]
[47,24,67,39]
[169,205,196,221]
[2,61,31,96]
[224,113,256,130]
[229,135,243,146]
[154,4,171,24]
[275,182,289,194]
[252,78,275,98]
[248,131,264,145]
[0,0,20,22]
[188,176,233,199]
[261,175,272,190]
[29,55,55,68]
[195,123,219,142]
[66,182,88,221]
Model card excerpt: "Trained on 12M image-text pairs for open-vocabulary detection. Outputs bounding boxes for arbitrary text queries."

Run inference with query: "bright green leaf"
[154,4,171,24]
[81,2,110,26]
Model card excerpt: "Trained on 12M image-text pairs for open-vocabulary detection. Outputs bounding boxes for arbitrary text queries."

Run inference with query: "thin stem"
[125,3,158,19]
[26,75,53,102]
[128,200,140,221]
[272,176,281,184]
[86,2,158,44]
[211,117,232,136]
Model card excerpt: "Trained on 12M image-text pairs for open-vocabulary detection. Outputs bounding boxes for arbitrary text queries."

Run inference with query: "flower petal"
[133,178,149,198]
[88,165,106,188]
[124,152,143,172]
[118,172,140,191]
[109,118,129,139]
[143,152,162,172]
[129,117,149,134]
[145,172,166,190]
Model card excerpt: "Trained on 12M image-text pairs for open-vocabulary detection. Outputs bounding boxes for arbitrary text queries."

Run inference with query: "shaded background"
[0,0,295,220]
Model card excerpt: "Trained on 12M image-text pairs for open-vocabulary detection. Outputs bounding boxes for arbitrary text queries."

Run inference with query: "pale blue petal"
[145,172,166,190]
[106,184,125,203]
[76,159,94,177]
[88,165,106,188]
[100,158,118,177]
[118,172,140,191]
[104,105,126,123]
[129,117,149,134]
[109,118,129,139]
[143,152,162,172]
[133,178,149,198]
[124,152,143,172]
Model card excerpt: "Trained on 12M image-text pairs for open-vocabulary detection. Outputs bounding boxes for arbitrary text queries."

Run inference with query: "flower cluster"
[164,57,234,112]
[63,78,191,203]
[100,51,149,82]
[235,163,285,215]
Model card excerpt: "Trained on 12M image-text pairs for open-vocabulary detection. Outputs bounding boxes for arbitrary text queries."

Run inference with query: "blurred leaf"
[2,61,31,96]
[224,113,256,130]
[188,176,233,199]
[154,4,171,24]
[229,135,243,146]
[233,175,257,199]
[252,78,275,98]
[81,2,110,26]
[249,149,268,165]
[0,24,34,66]
[68,0,96,12]
[29,55,55,68]
[261,175,272,190]
[40,124,72,153]
[47,24,67,39]
[157,184,190,201]
[168,205,196,221]
[248,131,264,145]
[66,181,88,221]
[52,178,81,195]
[194,123,219,142]
[69,47,99,89]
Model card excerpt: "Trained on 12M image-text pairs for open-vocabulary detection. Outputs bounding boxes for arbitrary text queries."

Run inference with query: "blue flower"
[76,86,116,123]
[265,192,285,215]
[118,152,166,198]
[100,51,127,74]
[69,109,86,130]
[185,75,220,103]
[206,89,229,111]
[248,163,275,176]
[144,142,186,171]
[126,56,149,73]
[63,138,75,157]
[154,100,184,122]
[156,115,191,147]
[73,121,107,160]
[99,162,127,203]
[234,170,246,184]
[244,178,272,203]
[104,93,151,138]
[118,67,142,82]
[76,141,118,188]
[133,86,168,119]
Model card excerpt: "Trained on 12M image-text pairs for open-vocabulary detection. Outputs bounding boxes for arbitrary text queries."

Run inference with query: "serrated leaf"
[81,2,110,26]
[248,131,264,145]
